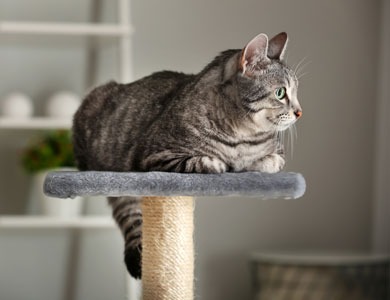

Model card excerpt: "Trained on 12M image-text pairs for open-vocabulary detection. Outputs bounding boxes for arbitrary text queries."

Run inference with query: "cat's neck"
[215,59,277,137]
[206,83,276,139]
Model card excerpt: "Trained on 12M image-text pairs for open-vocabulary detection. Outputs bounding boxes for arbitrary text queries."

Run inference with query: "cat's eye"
[275,87,286,100]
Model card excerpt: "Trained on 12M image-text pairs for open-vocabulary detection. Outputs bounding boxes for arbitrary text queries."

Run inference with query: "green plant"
[22,130,76,173]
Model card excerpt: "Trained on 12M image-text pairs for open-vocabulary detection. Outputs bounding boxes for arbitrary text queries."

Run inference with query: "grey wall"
[373,0,390,253]
[0,0,385,300]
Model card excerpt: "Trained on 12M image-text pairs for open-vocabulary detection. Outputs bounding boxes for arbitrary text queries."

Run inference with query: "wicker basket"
[250,253,390,300]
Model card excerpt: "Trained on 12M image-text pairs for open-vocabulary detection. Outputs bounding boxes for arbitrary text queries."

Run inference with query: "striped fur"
[72,32,302,278]
[108,196,142,278]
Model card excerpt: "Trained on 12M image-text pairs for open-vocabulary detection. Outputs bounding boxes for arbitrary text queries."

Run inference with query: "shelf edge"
[0,21,133,36]
[0,216,116,229]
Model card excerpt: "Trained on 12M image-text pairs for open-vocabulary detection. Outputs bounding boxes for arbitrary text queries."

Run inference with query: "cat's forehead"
[258,61,298,86]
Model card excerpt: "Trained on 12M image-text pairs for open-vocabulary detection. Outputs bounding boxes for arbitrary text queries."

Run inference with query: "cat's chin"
[276,122,295,131]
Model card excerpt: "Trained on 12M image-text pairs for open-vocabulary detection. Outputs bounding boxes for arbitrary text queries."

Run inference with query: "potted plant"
[22,130,84,217]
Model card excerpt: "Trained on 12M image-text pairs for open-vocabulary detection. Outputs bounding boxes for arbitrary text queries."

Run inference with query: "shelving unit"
[0,117,71,129]
[0,216,115,229]
[0,0,133,130]
[0,21,132,36]
[0,1,138,298]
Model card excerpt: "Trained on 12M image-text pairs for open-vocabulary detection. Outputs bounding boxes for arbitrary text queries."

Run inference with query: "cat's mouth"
[265,116,294,131]
[276,116,296,131]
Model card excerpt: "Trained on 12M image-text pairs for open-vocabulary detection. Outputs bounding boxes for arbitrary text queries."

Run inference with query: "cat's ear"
[240,33,270,75]
[268,32,288,60]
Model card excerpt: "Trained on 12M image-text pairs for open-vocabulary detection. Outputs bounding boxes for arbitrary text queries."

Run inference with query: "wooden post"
[142,196,194,300]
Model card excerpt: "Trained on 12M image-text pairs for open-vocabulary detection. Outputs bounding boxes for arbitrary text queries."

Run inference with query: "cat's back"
[73,70,192,171]
[76,70,190,120]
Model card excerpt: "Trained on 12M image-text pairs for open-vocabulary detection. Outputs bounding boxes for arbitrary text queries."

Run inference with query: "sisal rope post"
[142,196,194,300]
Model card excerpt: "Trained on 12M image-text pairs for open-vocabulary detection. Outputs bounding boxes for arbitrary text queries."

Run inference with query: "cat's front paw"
[199,156,227,173]
[253,153,285,173]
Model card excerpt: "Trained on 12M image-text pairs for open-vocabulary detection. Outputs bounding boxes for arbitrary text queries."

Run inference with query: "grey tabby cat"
[73,32,302,279]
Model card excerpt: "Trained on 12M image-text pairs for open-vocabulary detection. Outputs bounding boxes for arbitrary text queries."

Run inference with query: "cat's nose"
[294,110,302,119]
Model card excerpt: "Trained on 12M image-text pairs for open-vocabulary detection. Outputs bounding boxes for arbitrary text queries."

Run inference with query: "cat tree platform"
[44,171,306,300]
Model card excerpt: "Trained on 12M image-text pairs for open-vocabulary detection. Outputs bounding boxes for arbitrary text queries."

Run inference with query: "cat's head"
[236,32,302,132]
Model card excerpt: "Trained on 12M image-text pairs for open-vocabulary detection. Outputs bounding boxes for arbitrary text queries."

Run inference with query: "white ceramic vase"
[45,92,81,119]
[31,169,84,217]
[1,93,34,118]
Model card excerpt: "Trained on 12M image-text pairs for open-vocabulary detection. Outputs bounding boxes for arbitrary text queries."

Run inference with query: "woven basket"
[250,253,390,300]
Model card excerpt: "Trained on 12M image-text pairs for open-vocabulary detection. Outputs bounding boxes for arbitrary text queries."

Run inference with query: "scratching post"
[142,196,194,300]
[44,171,306,299]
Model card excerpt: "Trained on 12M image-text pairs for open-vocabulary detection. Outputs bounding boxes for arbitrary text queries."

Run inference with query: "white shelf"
[0,117,71,129]
[0,216,116,229]
[0,21,132,36]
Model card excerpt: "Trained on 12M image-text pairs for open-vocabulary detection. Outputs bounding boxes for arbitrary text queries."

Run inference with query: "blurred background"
[0,0,389,299]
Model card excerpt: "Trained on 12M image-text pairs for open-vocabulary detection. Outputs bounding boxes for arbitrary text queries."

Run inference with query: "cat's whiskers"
[288,124,294,157]
[297,71,309,80]
[292,122,298,141]
[288,123,298,158]
[275,118,298,159]
[293,56,307,76]
[296,60,311,80]
[294,57,311,83]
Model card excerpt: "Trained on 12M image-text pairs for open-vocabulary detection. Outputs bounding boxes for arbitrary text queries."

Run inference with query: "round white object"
[46,92,81,118]
[1,93,33,118]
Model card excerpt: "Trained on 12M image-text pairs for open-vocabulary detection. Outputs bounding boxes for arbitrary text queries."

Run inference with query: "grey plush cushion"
[44,171,305,199]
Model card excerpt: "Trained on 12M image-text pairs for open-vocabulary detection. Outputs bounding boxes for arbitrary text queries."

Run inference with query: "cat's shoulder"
[133,71,194,92]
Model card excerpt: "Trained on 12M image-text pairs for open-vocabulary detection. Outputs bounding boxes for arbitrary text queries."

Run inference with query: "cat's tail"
[108,196,142,279]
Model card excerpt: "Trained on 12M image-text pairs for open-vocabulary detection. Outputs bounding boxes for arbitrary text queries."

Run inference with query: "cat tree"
[44,170,305,300]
